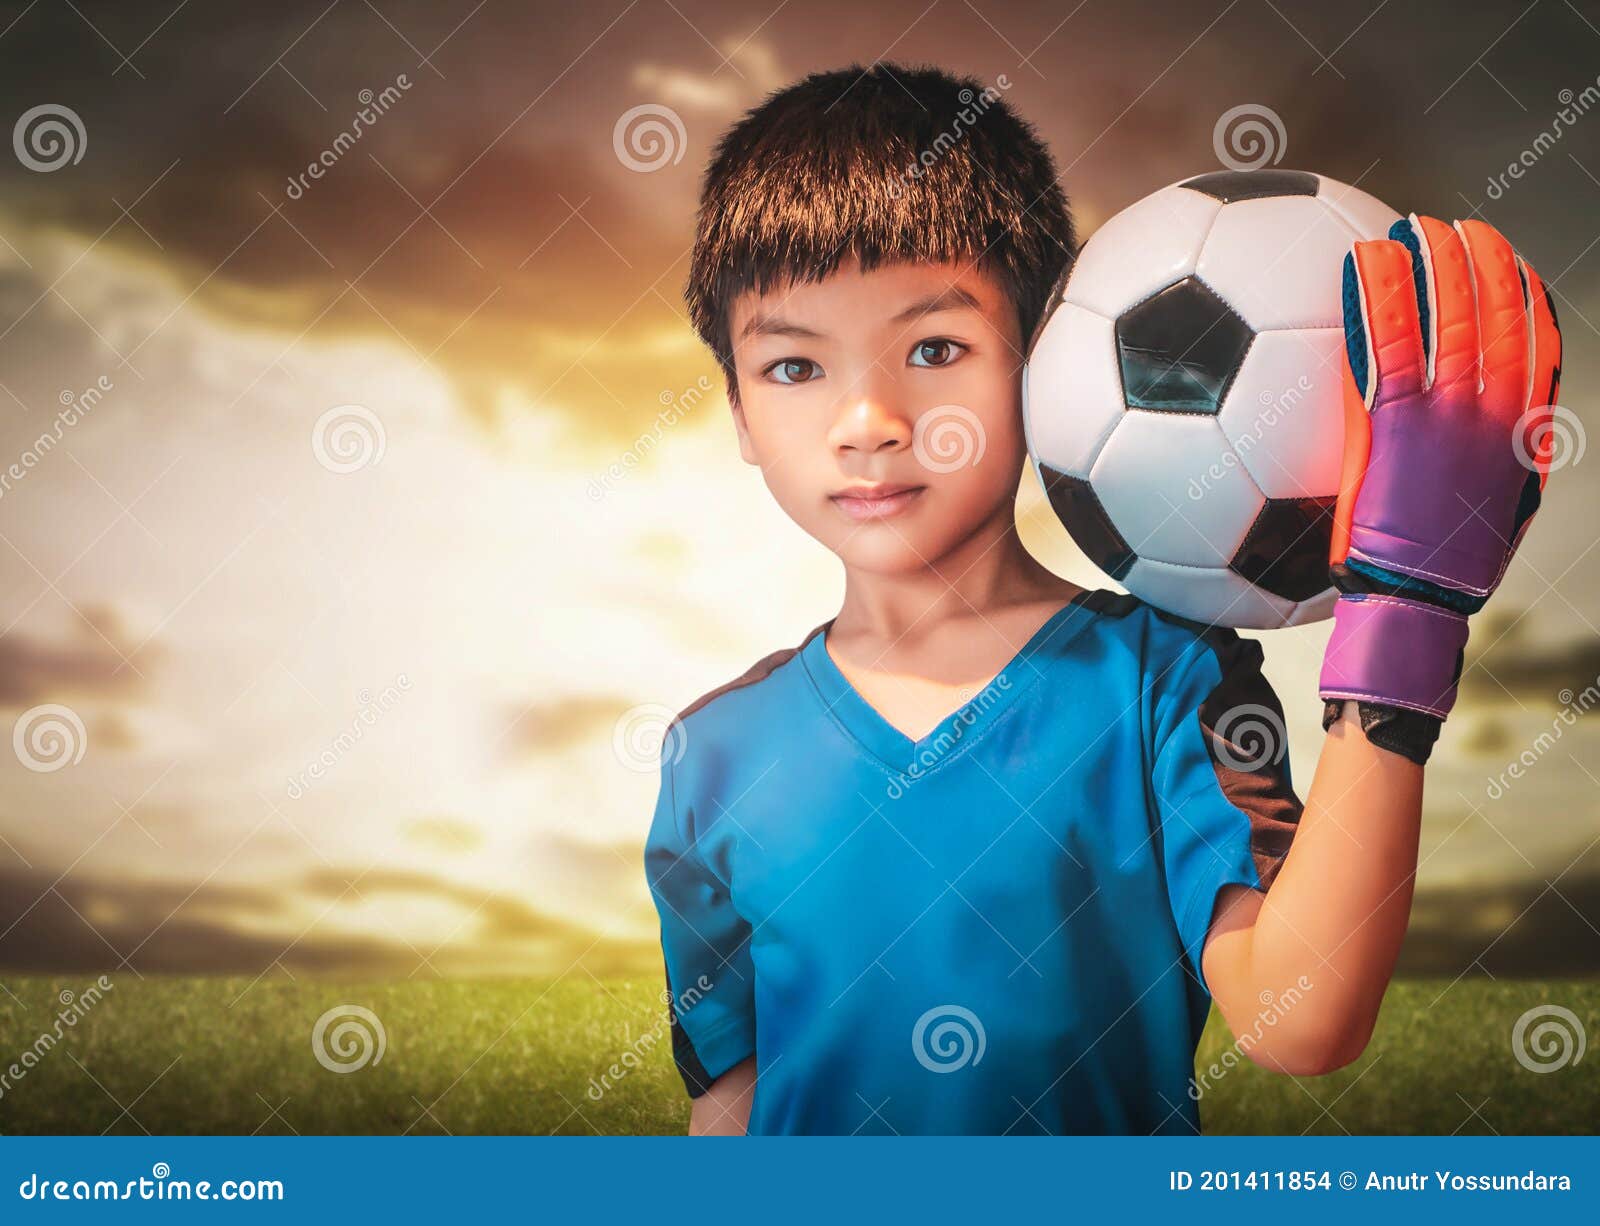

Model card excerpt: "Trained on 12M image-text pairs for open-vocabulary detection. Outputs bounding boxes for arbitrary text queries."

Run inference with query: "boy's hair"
[685,62,1076,401]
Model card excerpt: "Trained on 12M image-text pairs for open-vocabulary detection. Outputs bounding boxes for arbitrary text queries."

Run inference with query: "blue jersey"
[643,589,1303,1134]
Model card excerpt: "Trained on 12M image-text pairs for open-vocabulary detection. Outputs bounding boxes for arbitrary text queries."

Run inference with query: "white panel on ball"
[1090,411,1265,569]
[1021,302,1125,480]
[1059,186,1221,319]
[1123,556,1297,631]
[1196,195,1358,331]
[1316,179,1403,245]
[1217,328,1348,500]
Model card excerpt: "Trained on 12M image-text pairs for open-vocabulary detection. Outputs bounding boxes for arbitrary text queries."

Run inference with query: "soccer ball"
[1023,169,1401,629]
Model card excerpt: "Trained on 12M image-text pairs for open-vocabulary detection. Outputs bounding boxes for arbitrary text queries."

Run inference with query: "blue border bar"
[0,1137,1592,1221]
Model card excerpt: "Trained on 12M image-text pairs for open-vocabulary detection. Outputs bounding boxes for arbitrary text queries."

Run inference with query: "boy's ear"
[729,387,759,466]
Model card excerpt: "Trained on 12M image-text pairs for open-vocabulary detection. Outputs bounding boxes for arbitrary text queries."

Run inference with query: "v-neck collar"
[798,591,1101,773]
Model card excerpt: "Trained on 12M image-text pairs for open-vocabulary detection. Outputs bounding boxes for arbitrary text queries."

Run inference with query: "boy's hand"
[1319,214,1564,721]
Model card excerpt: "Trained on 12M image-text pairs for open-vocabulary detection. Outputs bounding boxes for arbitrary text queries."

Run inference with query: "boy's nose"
[828,393,912,454]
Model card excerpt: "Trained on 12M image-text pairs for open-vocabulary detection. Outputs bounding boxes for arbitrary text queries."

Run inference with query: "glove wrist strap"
[1318,593,1469,720]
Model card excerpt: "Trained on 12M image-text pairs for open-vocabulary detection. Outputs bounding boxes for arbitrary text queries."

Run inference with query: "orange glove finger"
[1457,218,1530,423]
[1406,214,1480,399]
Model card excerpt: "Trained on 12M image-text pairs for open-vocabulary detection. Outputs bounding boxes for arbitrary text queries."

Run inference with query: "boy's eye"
[909,339,964,368]
[765,358,822,385]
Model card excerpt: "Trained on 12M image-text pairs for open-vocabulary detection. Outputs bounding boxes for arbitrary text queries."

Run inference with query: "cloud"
[0,861,654,977]
[1459,611,1600,710]
[0,607,157,709]
[403,815,483,854]
[498,694,635,760]
[631,39,786,115]
[1401,845,1600,978]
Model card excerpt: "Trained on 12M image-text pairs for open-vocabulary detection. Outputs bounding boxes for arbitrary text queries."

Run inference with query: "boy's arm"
[644,756,760,1123]
[1202,701,1421,1074]
[1204,214,1563,1074]
[687,1057,756,1135]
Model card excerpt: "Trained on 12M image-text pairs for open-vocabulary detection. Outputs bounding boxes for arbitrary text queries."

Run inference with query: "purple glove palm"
[1320,214,1564,723]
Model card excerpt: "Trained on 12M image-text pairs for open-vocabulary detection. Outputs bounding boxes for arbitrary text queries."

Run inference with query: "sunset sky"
[0,0,1597,983]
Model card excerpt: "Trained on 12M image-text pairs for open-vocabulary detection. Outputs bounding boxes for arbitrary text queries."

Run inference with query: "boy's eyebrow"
[738,313,828,342]
[737,285,987,343]
[890,285,985,324]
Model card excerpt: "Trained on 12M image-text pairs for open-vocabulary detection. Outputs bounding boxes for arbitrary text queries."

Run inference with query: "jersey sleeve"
[643,752,757,1097]
[1148,626,1304,991]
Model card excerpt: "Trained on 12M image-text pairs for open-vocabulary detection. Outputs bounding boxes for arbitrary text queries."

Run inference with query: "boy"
[644,63,1562,1134]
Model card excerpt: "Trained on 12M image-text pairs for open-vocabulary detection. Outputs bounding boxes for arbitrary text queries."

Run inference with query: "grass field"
[0,975,1594,1135]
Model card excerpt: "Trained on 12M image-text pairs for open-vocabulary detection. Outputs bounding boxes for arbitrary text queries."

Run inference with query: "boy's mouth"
[829,482,926,521]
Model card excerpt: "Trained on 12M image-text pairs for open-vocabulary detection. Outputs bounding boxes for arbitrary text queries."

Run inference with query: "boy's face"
[727,258,1028,575]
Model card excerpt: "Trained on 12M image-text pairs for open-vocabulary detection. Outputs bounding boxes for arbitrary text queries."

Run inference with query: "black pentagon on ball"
[1115,278,1254,415]
[1230,495,1338,602]
[1038,463,1135,581]
[1179,169,1320,202]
